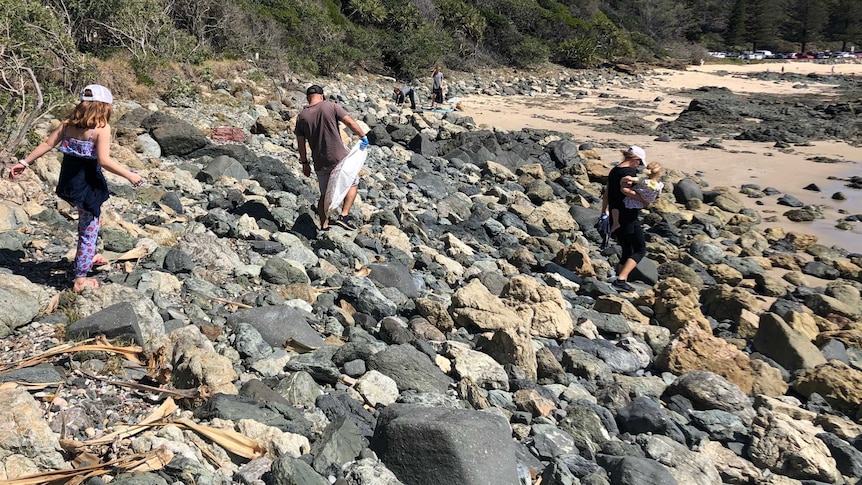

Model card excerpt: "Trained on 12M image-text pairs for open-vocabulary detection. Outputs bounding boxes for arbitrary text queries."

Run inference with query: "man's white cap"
[627,145,646,165]
[81,84,113,105]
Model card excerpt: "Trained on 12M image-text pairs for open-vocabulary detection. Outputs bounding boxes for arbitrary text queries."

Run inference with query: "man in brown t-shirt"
[295,85,368,231]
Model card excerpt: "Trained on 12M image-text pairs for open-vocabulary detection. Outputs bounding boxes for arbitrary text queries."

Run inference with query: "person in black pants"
[601,145,649,292]
[393,86,416,110]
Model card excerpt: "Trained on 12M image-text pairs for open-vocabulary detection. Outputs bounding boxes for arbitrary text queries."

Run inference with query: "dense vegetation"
[1,0,862,157]
[7,0,862,80]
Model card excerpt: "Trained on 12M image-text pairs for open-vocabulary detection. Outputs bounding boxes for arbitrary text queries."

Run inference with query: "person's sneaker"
[612,279,636,292]
[334,215,357,230]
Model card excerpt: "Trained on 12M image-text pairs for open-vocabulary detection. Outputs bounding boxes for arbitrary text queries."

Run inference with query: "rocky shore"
[1,66,862,484]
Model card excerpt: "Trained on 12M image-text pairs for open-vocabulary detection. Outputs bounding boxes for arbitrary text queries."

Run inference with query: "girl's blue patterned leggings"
[75,208,100,278]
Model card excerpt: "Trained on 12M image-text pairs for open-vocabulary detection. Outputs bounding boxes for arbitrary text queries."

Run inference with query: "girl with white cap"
[9,84,143,292]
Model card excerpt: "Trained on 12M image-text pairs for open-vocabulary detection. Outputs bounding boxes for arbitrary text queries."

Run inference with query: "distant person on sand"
[431,66,444,108]
[601,145,648,293]
[8,84,143,293]
[393,86,416,110]
[295,84,368,231]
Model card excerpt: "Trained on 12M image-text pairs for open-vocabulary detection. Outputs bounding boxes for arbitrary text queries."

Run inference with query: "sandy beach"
[460,61,862,252]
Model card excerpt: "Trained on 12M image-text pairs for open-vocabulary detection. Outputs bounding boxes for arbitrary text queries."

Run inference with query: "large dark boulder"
[142,112,208,156]
[67,302,143,345]
[597,455,678,485]
[412,171,453,200]
[225,305,325,349]
[615,397,686,444]
[188,143,258,166]
[408,134,439,157]
[197,155,249,183]
[194,393,311,435]
[367,344,452,393]
[367,262,419,298]
[673,178,703,204]
[372,404,520,485]
[546,140,582,168]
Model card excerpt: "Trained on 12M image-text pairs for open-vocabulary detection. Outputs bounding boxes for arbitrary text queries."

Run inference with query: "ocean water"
[764,164,862,253]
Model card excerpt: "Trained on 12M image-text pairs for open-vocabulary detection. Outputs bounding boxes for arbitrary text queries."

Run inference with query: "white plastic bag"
[324,142,367,214]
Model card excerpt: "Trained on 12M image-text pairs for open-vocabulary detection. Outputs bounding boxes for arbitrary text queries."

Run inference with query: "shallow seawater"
[759,165,862,253]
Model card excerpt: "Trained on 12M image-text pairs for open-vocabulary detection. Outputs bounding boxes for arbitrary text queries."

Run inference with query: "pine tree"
[827,0,862,51]
[742,0,780,50]
[785,0,831,53]
[725,0,747,47]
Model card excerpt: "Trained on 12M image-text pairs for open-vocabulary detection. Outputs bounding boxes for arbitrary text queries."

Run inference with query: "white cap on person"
[81,84,113,105]
[627,145,646,165]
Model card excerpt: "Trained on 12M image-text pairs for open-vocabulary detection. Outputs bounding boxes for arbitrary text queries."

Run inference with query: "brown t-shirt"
[294,101,349,171]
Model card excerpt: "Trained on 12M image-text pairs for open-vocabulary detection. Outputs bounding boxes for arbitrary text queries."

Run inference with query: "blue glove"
[598,214,608,220]
[359,136,369,149]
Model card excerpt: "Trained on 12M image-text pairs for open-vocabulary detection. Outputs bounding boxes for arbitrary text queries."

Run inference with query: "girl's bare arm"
[9,123,65,178]
[94,125,142,185]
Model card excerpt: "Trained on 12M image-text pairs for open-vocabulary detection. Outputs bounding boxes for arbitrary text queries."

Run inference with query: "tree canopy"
[2,0,862,89]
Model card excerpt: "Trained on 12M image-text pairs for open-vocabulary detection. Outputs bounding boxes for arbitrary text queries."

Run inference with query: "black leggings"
[397,89,416,110]
[616,222,646,264]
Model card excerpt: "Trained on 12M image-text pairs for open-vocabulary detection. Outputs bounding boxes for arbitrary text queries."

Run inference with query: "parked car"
[740,52,764,60]
[797,52,815,59]
[709,51,727,59]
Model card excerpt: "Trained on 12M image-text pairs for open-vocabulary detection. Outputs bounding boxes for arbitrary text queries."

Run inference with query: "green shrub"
[345,0,387,24]
[345,25,385,72]
[553,12,633,67]
[384,22,454,77]
[509,37,551,67]
[251,0,301,28]
[438,0,486,42]
[554,37,600,67]
[163,76,196,105]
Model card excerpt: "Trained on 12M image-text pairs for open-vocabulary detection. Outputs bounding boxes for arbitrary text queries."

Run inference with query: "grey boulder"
[372,404,520,485]
[226,305,325,350]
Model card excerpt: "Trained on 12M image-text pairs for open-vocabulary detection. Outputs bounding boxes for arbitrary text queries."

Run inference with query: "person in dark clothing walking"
[393,86,416,110]
[601,145,649,293]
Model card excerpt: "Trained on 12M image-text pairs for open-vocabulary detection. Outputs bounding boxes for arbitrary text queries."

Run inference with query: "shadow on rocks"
[0,248,74,291]
[292,212,322,240]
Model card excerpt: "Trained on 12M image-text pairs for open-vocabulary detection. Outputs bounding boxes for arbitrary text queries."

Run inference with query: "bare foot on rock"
[73,277,100,293]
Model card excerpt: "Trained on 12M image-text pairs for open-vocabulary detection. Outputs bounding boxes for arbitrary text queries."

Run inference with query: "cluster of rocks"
[462,67,648,98]
[657,82,862,146]
[1,67,862,485]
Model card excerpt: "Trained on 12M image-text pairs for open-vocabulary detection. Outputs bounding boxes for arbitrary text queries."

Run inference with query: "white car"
[740,52,764,60]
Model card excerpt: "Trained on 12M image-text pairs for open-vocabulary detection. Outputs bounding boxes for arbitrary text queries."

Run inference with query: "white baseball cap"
[626,145,646,165]
[81,84,113,105]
